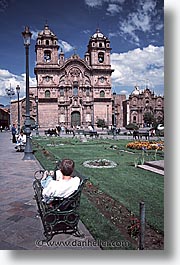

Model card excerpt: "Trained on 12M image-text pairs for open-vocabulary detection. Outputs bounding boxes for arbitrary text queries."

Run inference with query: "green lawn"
[32,136,164,249]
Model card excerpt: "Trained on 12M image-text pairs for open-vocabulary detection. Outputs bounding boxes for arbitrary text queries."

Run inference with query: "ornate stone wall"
[125,86,164,127]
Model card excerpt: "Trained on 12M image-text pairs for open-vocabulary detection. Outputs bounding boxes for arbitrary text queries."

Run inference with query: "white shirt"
[42,176,80,202]
[17,134,26,144]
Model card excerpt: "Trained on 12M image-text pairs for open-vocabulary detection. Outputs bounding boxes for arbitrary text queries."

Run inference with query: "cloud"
[118,0,163,45]
[31,30,39,41]
[84,0,103,7]
[82,29,91,34]
[0,69,36,101]
[84,0,163,46]
[0,69,12,78]
[0,0,8,12]
[84,0,125,13]
[119,89,128,95]
[111,45,164,93]
[58,40,74,53]
[106,3,122,16]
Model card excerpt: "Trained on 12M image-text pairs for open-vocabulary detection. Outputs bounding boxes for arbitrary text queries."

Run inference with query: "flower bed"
[126,141,164,151]
[83,159,117,168]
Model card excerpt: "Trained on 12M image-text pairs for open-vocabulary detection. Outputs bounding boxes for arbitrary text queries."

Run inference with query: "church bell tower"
[86,29,114,128]
[34,24,60,128]
[35,24,59,66]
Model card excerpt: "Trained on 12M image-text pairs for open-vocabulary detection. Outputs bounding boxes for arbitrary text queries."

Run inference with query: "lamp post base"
[22,130,35,161]
[22,152,35,161]
[36,130,39,136]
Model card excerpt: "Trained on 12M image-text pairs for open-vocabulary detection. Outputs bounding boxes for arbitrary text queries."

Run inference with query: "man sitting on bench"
[41,159,80,204]
[15,130,26,152]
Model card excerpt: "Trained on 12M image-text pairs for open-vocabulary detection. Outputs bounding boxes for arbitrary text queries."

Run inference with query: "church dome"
[132,86,141,95]
[38,24,56,38]
[91,29,107,39]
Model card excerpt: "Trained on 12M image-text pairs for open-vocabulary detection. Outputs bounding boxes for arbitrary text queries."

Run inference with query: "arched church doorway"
[71,111,81,127]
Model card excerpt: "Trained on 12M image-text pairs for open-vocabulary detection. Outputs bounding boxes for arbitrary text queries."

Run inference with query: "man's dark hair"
[60,159,74,176]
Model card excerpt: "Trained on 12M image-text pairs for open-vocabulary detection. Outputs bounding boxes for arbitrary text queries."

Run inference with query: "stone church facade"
[123,86,164,127]
[33,24,115,129]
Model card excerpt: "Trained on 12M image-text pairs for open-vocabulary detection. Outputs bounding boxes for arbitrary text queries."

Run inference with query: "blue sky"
[0,0,164,105]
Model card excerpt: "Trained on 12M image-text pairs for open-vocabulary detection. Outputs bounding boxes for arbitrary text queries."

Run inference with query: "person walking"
[11,124,17,143]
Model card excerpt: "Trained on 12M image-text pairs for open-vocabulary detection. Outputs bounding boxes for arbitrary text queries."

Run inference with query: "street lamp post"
[5,84,15,130]
[22,26,34,160]
[112,93,117,139]
[16,85,20,134]
[35,96,39,136]
[91,102,94,129]
[113,112,117,139]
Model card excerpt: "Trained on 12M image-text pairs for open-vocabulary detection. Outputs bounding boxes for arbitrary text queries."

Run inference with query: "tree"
[125,123,139,131]
[143,112,156,127]
[96,119,106,130]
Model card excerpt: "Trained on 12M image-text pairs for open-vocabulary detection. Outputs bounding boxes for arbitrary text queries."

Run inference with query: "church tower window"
[44,50,51,62]
[46,40,49,45]
[45,90,50,98]
[100,90,105,97]
[98,52,104,63]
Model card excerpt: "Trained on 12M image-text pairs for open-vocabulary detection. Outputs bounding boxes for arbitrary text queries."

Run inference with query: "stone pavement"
[0,132,100,250]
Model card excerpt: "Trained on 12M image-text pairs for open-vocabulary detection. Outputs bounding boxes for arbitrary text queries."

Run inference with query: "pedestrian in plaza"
[11,124,17,143]
[72,127,75,138]
[41,159,80,203]
[15,130,26,151]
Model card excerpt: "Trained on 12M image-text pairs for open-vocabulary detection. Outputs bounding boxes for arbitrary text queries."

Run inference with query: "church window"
[45,76,50,82]
[133,97,137,106]
[100,90,105,97]
[133,116,136,122]
[99,42,102,48]
[44,50,51,62]
[60,87,64,96]
[73,84,78,96]
[146,100,149,104]
[98,52,104,63]
[45,90,50,98]
[46,40,49,45]
[157,99,162,106]
[86,87,90,96]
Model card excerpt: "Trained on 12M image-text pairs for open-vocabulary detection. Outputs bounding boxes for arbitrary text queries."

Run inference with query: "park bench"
[75,129,85,135]
[84,130,99,138]
[44,129,58,136]
[33,170,88,241]
[107,128,121,135]
[133,130,149,140]
[138,131,149,140]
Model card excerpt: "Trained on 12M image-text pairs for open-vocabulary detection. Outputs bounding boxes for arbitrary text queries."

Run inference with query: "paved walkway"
[0,132,100,250]
[138,160,164,175]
